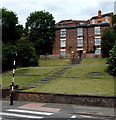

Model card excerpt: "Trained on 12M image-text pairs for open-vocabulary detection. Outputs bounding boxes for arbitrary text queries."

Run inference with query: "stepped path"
[20,64,76,90]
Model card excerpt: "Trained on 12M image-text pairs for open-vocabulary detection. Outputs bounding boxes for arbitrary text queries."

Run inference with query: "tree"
[2,43,15,70]
[26,10,55,55]
[107,43,116,76]
[101,28,115,58]
[15,38,38,67]
[1,8,23,44]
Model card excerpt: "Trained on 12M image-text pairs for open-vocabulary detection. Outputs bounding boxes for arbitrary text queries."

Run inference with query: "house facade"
[52,10,113,58]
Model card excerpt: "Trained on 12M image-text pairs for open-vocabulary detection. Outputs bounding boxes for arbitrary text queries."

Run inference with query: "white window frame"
[95,37,101,45]
[60,38,66,47]
[92,19,95,24]
[77,28,83,36]
[60,49,66,56]
[94,26,100,35]
[60,29,66,37]
[77,37,83,47]
[95,48,101,54]
[105,16,109,22]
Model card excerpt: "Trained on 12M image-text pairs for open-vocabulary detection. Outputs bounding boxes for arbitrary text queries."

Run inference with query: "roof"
[90,12,113,20]
[55,22,109,29]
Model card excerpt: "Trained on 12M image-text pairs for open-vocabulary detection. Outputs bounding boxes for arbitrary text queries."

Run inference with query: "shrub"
[107,43,116,76]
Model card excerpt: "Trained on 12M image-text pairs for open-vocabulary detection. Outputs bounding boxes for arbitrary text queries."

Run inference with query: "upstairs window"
[94,26,100,34]
[95,37,101,45]
[77,28,83,36]
[60,29,66,37]
[92,19,95,24]
[60,39,66,47]
[105,16,109,22]
[77,37,83,46]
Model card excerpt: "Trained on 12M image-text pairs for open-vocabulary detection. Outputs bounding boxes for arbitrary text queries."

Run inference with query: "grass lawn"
[2,66,64,88]
[39,59,70,66]
[26,58,115,95]
[28,77,114,95]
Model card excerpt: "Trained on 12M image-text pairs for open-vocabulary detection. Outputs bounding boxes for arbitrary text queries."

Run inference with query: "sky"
[0,0,116,27]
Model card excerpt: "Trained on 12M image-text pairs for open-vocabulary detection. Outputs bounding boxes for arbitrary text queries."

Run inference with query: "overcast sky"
[0,0,115,27]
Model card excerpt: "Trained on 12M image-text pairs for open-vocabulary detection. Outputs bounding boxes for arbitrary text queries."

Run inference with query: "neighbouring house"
[52,10,113,58]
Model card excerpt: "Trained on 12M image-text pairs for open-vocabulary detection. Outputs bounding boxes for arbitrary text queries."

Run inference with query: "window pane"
[61,40,66,47]
[95,38,101,45]
[92,19,95,24]
[77,39,83,46]
[61,29,66,37]
[60,51,66,55]
[105,16,109,22]
[77,28,83,36]
[94,27,100,34]
[95,49,101,54]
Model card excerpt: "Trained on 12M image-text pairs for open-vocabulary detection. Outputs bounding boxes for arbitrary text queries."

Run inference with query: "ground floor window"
[60,49,66,55]
[95,48,101,54]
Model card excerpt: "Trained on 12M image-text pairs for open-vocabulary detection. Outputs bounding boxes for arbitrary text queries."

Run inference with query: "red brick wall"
[53,25,109,57]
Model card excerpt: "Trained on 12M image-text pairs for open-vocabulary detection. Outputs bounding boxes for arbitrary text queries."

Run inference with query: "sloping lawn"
[2,59,70,88]
[63,58,110,77]
[26,58,115,95]
[28,77,114,95]
[2,66,64,88]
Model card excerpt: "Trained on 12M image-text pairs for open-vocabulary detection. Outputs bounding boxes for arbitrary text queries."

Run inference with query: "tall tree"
[26,10,55,55]
[101,15,116,58]
[1,8,23,44]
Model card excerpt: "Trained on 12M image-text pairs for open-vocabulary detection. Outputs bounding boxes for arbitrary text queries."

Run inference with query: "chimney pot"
[98,10,102,18]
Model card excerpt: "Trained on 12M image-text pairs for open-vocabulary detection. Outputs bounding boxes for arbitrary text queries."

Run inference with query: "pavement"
[0,100,116,120]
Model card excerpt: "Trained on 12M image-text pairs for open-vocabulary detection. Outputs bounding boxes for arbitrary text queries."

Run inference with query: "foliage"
[2,43,15,70]
[101,28,116,58]
[112,14,116,24]
[15,38,38,67]
[26,10,55,55]
[2,38,39,71]
[1,8,39,71]
[1,8,23,44]
[107,43,116,76]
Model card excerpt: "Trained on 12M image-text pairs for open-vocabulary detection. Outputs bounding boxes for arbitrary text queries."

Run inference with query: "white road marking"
[71,115,77,118]
[7,109,53,115]
[0,116,2,120]
[0,112,43,119]
[80,115,96,118]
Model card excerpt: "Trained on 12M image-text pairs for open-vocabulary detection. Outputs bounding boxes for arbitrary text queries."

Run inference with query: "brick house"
[52,10,113,58]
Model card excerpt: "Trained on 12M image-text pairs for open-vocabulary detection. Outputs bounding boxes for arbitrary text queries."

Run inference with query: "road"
[1,100,115,120]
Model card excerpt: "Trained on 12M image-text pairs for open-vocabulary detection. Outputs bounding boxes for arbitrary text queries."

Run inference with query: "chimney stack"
[98,10,102,18]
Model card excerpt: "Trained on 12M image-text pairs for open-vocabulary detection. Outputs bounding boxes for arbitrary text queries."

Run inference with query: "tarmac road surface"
[1,100,115,120]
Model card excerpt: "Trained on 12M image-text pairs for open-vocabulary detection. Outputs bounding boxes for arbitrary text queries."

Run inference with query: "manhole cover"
[88,72,102,76]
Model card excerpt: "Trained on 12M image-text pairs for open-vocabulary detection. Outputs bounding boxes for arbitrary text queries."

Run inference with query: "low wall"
[39,54,71,60]
[13,91,116,107]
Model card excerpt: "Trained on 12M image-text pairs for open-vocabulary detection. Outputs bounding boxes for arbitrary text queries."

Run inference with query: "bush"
[107,43,116,76]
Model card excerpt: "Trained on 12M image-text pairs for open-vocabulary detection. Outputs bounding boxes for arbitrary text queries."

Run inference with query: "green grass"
[39,59,70,66]
[2,66,63,88]
[27,77,114,95]
[25,58,115,95]
[2,59,70,88]
[2,58,115,95]
[64,58,110,77]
